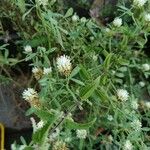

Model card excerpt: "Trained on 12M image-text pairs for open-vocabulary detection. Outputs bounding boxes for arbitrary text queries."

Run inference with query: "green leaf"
[65,118,96,129]
[80,76,100,100]
[71,78,85,86]
[69,66,81,78]
[79,65,91,80]
[103,53,113,70]
[95,88,109,101]
[64,8,73,18]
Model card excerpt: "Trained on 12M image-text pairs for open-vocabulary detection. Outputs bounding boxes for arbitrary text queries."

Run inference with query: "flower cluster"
[144,13,150,22]
[24,45,32,53]
[123,140,133,150]
[142,64,150,71]
[133,0,147,7]
[131,119,142,131]
[56,55,72,76]
[76,129,87,139]
[22,88,41,107]
[113,17,122,27]
[52,140,68,150]
[117,89,129,101]
[30,117,44,132]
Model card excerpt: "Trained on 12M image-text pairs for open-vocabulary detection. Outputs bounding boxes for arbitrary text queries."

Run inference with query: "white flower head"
[76,129,87,139]
[56,55,72,76]
[133,0,147,7]
[144,101,150,108]
[37,0,48,6]
[81,17,86,23]
[139,81,145,87]
[123,140,133,150]
[72,14,79,22]
[52,140,68,150]
[108,135,113,142]
[30,117,44,132]
[32,67,43,80]
[107,115,113,121]
[43,67,52,75]
[37,120,44,129]
[22,88,38,101]
[113,17,122,27]
[131,100,139,110]
[49,128,60,142]
[131,119,142,131]
[105,28,111,33]
[142,63,150,71]
[144,13,150,22]
[117,89,129,101]
[24,45,32,53]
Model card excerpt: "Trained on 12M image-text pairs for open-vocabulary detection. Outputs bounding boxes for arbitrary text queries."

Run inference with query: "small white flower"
[144,13,150,22]
[105,28,111,33]
[92,55,98,61]
[22,88,38,101]
[49,128,60,141]
[72,14,79,22]
[133,0,147,7]
[139,81,145,87]
[37,120,44,129]
[81,17,87,23]
[30,117,44,132]
[56,55,72,76]
[24,45,32,53]
[108,135,113,142]
[131,100,139,110]
[142,64,150,71]
[76,129,87,139]
[117,89,129,101]
[32,67,43,80]
[131,119,142,131]
[107,115,113,121]
[123,140,133,150]
[145,101,150,108]
[43,67,52,75]
[37,0,48,6]
[90,36,94,41]
[113,17,122,27]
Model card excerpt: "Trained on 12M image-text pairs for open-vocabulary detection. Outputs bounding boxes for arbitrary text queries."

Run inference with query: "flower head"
[80,17,86,23]
[22,88,38,101]
[76,129,87,139]
[123,140,133,150]
[72,14,79,22]
[24,45,32,53]
[52,140,68,150]
[139,81,145,87]
[43,67,52,75]
[30,117,44,132]
[133,0,147,7]
[117,89,129,101]
[37,0,48,6]
[131,119,142,131]
[107,115,113,121]
[32,67,43,80]
[142,63,150,71]
[113,17,122,27]
[131,100,139,110]
[144,13,150,22]
[56,55,72,76]
[144,101,150,108]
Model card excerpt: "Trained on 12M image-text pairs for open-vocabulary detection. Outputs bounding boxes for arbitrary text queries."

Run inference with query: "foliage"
[1,0,150,149]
